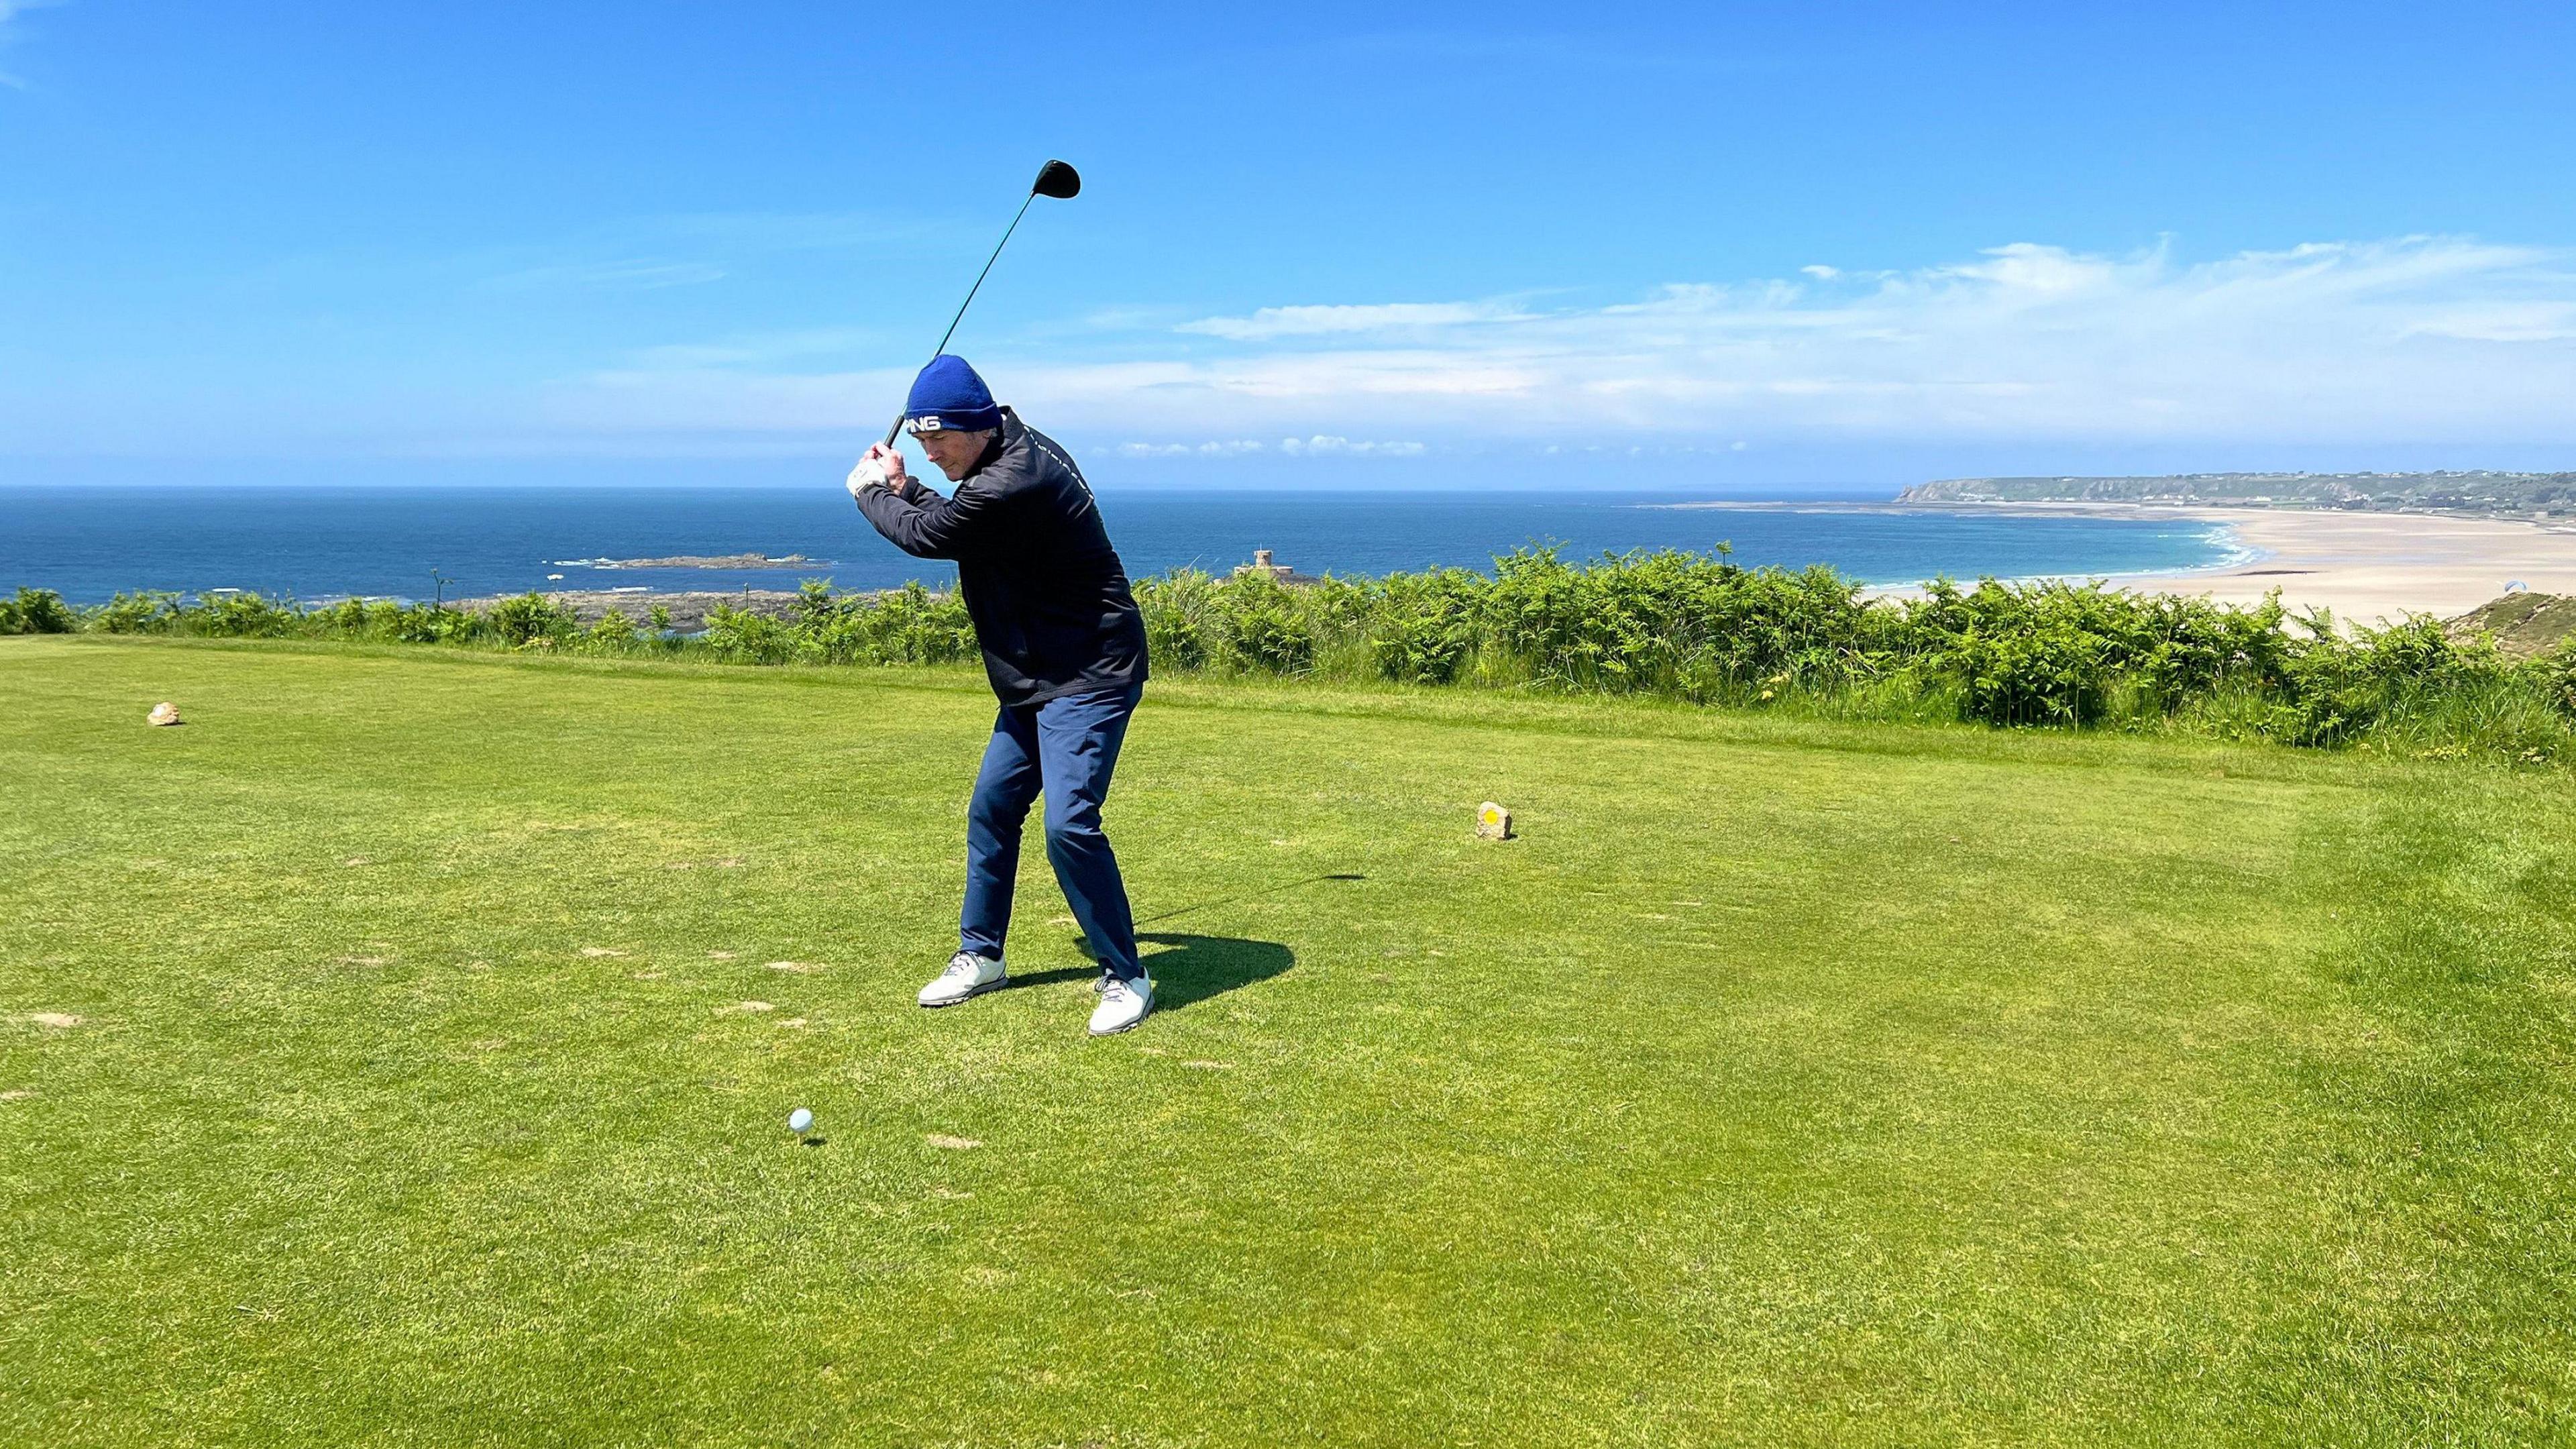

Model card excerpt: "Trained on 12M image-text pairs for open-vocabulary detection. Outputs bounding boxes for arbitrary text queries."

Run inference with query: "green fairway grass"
[5,636,2573,1446]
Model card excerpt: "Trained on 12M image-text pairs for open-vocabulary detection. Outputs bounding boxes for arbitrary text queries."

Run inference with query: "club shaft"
[882,191,1041,449]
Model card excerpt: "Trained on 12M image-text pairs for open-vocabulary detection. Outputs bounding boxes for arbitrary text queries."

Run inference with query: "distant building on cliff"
[1232,548,1320,585]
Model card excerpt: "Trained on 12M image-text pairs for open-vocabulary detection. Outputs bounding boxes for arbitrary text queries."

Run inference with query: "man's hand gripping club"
[846,442,912,502]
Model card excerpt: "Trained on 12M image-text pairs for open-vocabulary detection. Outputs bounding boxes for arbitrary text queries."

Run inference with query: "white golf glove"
[845,453,892,500]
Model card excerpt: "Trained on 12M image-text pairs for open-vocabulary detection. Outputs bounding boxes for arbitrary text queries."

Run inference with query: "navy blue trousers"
[959,684,1144,981]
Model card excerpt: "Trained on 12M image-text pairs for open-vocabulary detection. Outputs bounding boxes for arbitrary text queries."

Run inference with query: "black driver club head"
[875,158,1083,447]
[1032,159,1081,199]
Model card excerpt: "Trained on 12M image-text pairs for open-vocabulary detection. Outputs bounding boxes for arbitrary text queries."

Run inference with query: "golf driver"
[879,159,1081,449]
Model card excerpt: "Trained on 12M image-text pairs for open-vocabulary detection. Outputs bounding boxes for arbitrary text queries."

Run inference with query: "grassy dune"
[4,636,2573,1446]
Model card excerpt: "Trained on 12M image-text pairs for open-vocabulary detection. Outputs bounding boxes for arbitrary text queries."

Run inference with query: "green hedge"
[13,549,2573,761]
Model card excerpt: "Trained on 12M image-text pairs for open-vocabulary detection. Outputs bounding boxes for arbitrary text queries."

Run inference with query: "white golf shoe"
[918,951,1006,1008]
[1088,975,1153,1036]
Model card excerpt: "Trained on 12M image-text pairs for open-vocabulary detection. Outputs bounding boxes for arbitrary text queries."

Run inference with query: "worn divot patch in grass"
[926,1134,982,1150]
[726,1001,775,1014]
[1,1089,35,1101]
[579,947,627,959]
[763,961,822,974]
[19,1013,83,1028]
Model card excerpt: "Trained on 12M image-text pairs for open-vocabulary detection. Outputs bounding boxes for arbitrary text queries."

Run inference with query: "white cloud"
[0,0,64,88]
[2402,303,2576,343]
[1112,436,1426,459]
[1116,439,1269,458]
[1277,435,1426,457]
[540,234,2576,449]
[1177,301,1533,340]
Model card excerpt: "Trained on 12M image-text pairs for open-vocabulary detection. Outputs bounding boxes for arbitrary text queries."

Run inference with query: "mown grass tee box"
[4,635,2572,1446]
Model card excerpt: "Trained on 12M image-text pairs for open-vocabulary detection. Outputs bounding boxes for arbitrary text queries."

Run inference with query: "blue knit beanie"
[904,354,1003,435]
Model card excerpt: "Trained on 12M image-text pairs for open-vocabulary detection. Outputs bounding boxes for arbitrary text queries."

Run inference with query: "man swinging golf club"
[847,355,1155,1035]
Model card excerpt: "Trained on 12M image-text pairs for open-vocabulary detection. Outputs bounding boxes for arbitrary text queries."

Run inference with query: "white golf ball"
[788,1108,814,1135]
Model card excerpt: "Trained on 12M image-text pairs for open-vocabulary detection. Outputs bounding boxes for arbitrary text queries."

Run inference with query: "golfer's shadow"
[1135,933,1293,1011]
[1000,932,1293,1014]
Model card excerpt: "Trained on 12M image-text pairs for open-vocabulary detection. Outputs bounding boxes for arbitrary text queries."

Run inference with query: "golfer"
[846,355,1155,1035]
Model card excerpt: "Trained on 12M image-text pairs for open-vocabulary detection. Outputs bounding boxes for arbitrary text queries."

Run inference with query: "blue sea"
[0,485,2244,605]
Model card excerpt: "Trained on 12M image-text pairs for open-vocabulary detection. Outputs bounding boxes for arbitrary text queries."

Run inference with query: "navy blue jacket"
[855,408,1148,708]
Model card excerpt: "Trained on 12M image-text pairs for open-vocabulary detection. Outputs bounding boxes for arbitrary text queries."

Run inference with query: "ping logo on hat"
[904,355,1004,435]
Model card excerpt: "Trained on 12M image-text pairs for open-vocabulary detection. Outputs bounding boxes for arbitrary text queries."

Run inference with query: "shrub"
[396,603,480,645]
[1210,573,1315,676]
[2536,641,2576,722]
[1479,546,1886,696]
[489,592,576,647]
[860,581,977,665]
[3,588,76,635]
[192,591,303,638]
[700,602,793,664]
[586,608,641,649]
[2264,614,2502,745]
[88,592,182,633]
[319,598,370,637]
[1951,624,2112,727]
[1485,547,1640,689]
[1367,569,1479,684]
[1136,570,1214,672]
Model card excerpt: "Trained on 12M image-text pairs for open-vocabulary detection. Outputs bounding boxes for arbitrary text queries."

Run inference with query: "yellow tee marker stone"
[1474,802,1513,841]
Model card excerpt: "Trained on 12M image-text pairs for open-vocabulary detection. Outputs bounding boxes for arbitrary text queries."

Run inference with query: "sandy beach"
[1906,504,2576,624]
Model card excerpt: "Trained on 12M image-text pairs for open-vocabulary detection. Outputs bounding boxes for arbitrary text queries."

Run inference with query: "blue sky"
[3,1,2573,490]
